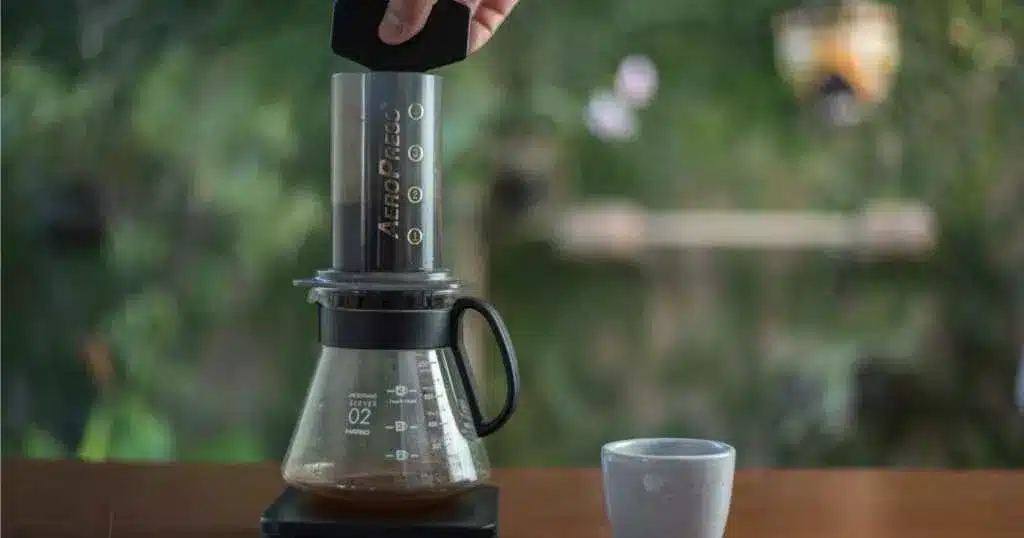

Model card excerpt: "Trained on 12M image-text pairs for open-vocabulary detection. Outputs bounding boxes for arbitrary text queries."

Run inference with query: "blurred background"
[2,0,1022,468]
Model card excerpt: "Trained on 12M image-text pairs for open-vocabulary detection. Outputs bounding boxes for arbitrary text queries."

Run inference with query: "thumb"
[378,0,437,45]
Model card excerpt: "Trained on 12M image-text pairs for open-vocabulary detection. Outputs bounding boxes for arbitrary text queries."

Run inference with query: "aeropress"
[261,0,521,537]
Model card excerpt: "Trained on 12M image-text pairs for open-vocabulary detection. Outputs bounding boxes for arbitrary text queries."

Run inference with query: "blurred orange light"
[773,0,900,106]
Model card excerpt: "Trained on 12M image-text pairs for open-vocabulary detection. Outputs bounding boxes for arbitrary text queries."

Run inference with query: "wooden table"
[3,461,1022,537]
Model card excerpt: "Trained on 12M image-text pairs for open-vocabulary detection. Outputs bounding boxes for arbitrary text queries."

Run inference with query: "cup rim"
[602,437,735,460]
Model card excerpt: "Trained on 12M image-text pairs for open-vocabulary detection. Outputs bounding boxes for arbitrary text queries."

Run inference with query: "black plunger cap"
[330,0,472,72]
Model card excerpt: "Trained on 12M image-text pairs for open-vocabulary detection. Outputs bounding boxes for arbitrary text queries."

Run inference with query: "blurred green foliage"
[2,0,1022,467]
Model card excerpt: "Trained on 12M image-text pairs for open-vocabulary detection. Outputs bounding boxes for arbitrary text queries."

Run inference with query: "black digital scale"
[260,486,499,538]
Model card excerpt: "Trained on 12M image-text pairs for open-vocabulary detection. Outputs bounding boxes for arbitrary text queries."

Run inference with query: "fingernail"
[469,31,487,54]
[378,2,408,44]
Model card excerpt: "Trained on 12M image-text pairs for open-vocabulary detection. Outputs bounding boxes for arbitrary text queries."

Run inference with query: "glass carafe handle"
[449,296,521,437]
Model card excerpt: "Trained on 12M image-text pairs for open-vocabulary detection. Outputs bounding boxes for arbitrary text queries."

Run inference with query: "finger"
[378,0,437,45]
[464,0,519,52]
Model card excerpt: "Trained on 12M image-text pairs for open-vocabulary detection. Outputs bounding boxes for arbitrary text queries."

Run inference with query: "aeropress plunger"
[261,1,521,536]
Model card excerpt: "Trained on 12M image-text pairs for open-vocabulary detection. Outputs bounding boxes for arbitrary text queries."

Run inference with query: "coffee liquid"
[286,465,482,512]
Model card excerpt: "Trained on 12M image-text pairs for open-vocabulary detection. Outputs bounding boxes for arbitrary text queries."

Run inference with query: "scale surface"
[261,486,499,538]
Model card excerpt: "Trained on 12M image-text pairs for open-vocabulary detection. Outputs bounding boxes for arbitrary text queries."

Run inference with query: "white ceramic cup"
[601,438,736,538]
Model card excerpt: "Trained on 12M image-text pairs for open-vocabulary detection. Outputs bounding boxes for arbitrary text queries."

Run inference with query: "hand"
[378,0,519,53]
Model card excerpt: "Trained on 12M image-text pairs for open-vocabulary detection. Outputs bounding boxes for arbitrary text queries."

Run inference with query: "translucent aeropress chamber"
[330,71,444,275]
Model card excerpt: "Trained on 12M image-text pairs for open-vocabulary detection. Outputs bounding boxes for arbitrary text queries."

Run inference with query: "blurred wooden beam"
[553,199,935,259]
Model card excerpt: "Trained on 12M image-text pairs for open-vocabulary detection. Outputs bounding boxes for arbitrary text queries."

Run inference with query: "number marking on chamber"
[408,186,423,204]
[408,144,424,162]
[407,227,423,246]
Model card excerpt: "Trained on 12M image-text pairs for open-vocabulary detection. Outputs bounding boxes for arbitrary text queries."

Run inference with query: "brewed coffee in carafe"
[282,346,494,506]
[282,66,519,509]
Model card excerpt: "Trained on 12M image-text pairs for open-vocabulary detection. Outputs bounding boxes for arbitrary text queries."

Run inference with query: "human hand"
[378,0,519,53]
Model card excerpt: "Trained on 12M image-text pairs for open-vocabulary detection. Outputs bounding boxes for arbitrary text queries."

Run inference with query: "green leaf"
[77,396,176,462]
[23,426,68,459]
[108,395,175,461]
[78,402,116,462]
